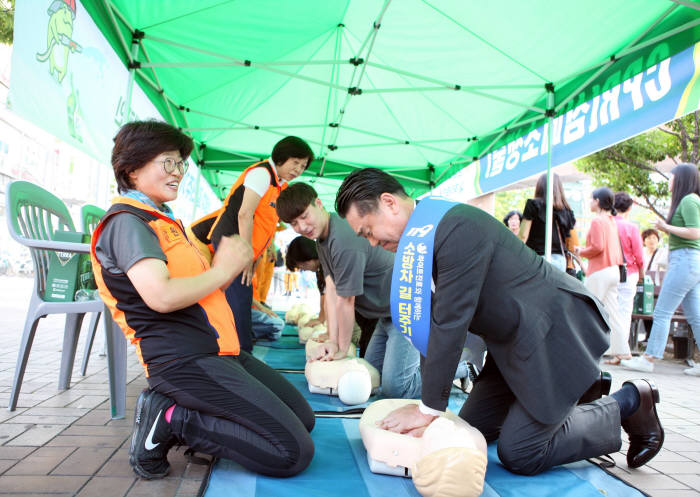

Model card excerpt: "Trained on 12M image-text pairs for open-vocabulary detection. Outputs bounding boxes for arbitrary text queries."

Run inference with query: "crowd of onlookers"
[500,167,700,376]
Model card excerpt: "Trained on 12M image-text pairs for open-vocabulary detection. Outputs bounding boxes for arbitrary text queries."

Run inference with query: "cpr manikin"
[305,338,355,360]
[359,399,487,497]
[305,358,380,405]
[284,303,313,324]
[298,323,326,344]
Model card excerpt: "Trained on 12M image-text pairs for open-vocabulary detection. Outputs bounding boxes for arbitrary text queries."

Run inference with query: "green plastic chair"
[5,181,126,418]
[79,204,106,376]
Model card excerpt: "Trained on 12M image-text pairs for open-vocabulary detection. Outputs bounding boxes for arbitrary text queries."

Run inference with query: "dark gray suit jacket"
[423,204,610,425]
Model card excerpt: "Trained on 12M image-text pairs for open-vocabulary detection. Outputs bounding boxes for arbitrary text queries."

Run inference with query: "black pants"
[354,312,378,358]
[459,356,621,475]
[147,351,315,477]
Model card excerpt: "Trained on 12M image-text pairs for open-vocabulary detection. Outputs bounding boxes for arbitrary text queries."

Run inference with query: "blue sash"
[390,197,458,356]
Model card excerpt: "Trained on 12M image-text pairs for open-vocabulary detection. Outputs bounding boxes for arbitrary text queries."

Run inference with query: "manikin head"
[276,183,330,240]
[335,168,413,252]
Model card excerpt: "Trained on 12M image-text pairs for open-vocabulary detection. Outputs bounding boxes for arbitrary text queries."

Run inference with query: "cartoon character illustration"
[35,0,82,84]
[66,73,83,142]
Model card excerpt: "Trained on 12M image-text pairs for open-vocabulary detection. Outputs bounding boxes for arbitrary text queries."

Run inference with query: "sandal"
[603,355,632,365]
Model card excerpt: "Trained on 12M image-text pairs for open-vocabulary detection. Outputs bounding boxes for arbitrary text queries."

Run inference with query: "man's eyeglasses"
[159,158,188,175]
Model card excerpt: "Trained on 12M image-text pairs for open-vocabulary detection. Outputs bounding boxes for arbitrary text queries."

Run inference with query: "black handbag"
[617,229,627,283]
[555,218,584,281]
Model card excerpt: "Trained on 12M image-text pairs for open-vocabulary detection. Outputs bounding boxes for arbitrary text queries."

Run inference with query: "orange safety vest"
[202,160,286,260]
[91,197,239,376]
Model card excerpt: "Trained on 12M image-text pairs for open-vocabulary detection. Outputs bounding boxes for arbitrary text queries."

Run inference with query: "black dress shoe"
[578,371,612,404]
[621,379,664,468]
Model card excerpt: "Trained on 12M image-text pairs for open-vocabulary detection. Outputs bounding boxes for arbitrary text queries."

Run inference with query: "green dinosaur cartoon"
[35,0,82,84]
[66,73,83,142]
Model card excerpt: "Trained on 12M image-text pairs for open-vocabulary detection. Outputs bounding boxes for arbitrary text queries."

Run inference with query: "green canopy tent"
[79,1,700,192]
[78,0,700,251]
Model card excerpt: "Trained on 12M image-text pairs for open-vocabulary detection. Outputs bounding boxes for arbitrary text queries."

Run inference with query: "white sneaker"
[683,365,700,376]
[620,356,654,373]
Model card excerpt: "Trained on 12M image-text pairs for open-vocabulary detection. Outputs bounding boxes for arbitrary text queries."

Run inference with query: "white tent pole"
[102,0,132,64]
[670,0,700,11]
[123,40,140,124]
[191,164,201,221]
[544,85,555,262]
[554,6,694,87]
[325,0,392,155]
[555,5,677,113]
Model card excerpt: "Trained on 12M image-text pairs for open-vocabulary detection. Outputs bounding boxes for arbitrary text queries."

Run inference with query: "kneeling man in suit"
[334,168,663,476]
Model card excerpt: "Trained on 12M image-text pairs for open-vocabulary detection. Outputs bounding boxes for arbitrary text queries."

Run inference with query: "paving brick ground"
[0,274,699,496]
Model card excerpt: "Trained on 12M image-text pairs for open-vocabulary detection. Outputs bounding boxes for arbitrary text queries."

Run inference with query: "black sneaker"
[129,389,176,479]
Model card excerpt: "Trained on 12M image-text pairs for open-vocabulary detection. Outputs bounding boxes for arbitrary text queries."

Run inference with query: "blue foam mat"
[206,325,644,497]
[206,417,644,497]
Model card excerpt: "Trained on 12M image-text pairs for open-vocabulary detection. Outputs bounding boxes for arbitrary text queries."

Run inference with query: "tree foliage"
[0,0,13,45]
[576,111,700,218]
[494,187,533,225]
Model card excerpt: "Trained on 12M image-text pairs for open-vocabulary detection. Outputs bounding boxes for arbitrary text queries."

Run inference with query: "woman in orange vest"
[191,136,314,352]
[91,121,314,480]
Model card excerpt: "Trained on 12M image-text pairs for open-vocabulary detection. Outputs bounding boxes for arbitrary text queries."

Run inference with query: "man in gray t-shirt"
[276,183,421,399]
[317,212,393,319]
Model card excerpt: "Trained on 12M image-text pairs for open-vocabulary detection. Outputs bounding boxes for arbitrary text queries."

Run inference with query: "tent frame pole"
[544,85,555,262]
[555,5,677,113]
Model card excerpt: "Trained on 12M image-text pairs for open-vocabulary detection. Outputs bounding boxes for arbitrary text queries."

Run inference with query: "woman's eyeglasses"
[159,158,188,175]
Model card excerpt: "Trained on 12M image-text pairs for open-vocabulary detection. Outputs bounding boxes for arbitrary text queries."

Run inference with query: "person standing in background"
[576,187,625,364]
[503,210,522,236]
[607,192,644,365]
[622,164,700,375]
[519,173,576,272]
[192,136,314,351]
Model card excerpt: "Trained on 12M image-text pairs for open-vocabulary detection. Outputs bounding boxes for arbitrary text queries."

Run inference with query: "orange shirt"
[580,214,623,276]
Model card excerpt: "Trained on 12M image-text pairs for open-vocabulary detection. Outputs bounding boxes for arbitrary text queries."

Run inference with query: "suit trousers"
[459,357,622,475]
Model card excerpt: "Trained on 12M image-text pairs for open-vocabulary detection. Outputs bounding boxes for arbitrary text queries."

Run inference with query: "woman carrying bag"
[576,187,627,365]
[519,172,576,272]
[622,164,700,375]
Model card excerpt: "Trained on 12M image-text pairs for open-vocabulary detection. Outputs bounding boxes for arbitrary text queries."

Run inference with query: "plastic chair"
[79,204,106,376]
[5,181,126,418]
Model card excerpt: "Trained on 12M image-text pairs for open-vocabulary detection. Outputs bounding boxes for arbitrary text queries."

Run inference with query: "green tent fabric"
[81,0,700,201]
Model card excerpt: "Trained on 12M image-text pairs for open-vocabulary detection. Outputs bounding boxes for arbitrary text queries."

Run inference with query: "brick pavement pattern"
[0,275,699,496]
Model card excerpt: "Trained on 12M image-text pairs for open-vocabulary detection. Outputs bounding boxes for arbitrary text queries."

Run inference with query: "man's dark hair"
[335,168,408,218]
[271,136,314,170]
[285,236,319,272]
[112,120,194,193]
[276,182,319,223]
[641,228,660,241]
[614,192,634,213]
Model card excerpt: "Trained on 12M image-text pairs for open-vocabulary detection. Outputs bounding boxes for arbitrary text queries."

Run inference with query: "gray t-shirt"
[95,213,167,274]
[317,213,394,319]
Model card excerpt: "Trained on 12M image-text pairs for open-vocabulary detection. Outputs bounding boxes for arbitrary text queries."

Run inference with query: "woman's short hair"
[641,228,659,241]
[614,192,634,213]
[112,120,194,193]
[271,136,314,170]
[502,210,522,226]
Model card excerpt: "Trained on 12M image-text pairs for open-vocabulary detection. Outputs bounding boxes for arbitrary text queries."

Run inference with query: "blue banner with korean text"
[390,197,458,356]
[475,41,700,195]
